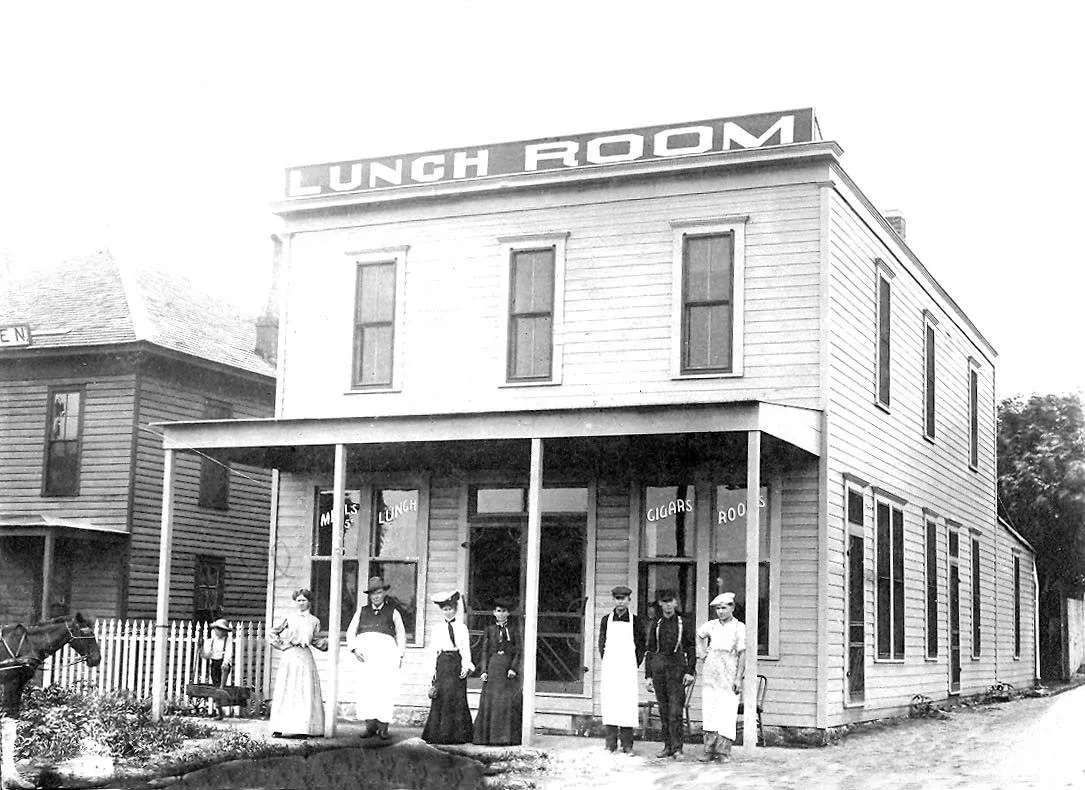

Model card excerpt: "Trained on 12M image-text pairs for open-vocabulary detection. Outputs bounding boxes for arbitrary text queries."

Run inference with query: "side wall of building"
[823,177,1018,726]
[128,355,275,620]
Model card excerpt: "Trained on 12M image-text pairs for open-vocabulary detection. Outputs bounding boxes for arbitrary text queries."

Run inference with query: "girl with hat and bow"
[695,591,746,763]
[201,618,234,719]
[421,591,474,744]
[346,575,407,739]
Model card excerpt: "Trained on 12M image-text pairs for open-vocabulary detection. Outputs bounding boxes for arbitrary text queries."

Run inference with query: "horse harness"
[0,620,95,673]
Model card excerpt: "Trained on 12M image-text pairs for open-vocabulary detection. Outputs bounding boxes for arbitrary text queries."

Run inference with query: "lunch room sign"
[286,108,816,199]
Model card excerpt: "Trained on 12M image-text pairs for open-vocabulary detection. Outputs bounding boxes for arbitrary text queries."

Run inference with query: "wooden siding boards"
[278,174,823,419]
[824,182,1007,727]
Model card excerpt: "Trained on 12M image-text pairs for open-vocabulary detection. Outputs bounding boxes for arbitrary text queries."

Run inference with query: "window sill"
[924,656,939,663]
[672,371,743,381]
[498,379,562,389]
[344,387,402,395]
[923,433,935,445]
[875,400,891,415]
[843,699,865,709]
[968,464,979,473]
[872,658,905,664]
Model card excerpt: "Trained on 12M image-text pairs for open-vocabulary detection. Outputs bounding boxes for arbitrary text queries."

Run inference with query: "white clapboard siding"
[823,180,1020,726]
[39,618,266,715]
[279,171,824,419]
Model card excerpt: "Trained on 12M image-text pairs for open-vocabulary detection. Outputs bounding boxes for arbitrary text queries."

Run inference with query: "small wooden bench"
[185,683,252,716]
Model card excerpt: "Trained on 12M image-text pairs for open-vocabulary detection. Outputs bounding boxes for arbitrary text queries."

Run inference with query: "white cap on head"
[710,592,736,607]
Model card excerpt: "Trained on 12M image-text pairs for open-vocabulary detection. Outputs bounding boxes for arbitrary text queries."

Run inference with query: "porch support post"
[151,448,176,721]
[521,438,543,746]
[325,443,347,737]
[741,430,761,752]
[40,528,55,621]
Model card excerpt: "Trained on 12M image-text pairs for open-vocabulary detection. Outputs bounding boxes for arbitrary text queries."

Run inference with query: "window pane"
[878,278,891,405]
[46,441,79,496]
[969,370,979,466]
[876,503,891,658]
[892,508,905,659]
[712,486,770,561]
[642,485,695,558]
[512,249,554,313]
[848,534,865,623]
[474,488,525,514]
[357,263,396,322]
[637,562,695,620]
[971,539,981,655]
[685,304,731,370]
[542,487,588,513]
[314,489,362,556]
[512,315,552,379]
[925,325,936,436]
[52,392,82,440]
[370,560,417,644]
[709,561,769,655]
[683,234,732,302]
[357,325,393,385]
[926,521,938,656]
[372,489,420,558]
[310,559,360,633]
[847,490,864,526]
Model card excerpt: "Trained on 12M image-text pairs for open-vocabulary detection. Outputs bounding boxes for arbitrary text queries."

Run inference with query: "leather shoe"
[378,722,390,740]
[655,747,675,759]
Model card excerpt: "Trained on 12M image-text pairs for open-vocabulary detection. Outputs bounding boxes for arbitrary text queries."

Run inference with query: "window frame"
[498,233,567,387]
[198,400,232,510]
[844,478,868,706]
[874,260,895,411]
[924,511,939,659]
[1012,552,1022,660]
[967,357,981,470]
[310,487,363,638]
[923,311,938,441]
[669,215,747,379]
[193,554,226,624]
[873,491,906,661]
[971,534,982,659]
[42,385,86,497]
[346,246,408,393]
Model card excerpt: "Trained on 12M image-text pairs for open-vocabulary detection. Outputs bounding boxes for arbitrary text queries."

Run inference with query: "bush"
[15,683,229,763]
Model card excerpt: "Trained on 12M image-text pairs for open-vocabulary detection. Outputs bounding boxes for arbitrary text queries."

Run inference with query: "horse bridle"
[0,619,96,673]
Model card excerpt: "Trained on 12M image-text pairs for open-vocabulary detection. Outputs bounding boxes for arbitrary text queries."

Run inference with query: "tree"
[997,393,1085,679]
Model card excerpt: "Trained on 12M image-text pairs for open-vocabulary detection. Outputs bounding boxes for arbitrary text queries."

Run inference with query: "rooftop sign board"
[285,108,816,199]
[0,325,31,348]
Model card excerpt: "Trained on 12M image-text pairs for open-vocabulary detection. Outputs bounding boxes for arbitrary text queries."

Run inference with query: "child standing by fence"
[202,618,234,718]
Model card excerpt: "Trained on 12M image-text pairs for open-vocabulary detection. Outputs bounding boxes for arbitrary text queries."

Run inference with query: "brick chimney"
[883,210,906,241]
[254,235,281,366]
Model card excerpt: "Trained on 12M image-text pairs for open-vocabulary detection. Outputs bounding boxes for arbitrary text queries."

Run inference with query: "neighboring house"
[0,253,275,625]
[158,108,1038,741]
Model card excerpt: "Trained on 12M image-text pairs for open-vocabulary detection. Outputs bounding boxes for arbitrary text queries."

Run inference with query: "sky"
[1,1,1081,399]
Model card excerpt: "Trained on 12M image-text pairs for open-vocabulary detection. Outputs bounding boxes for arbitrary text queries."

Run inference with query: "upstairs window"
[875,496,905,660]
[43,388,84,496]
[923,312,937,440]
[198,401,231,510]
[353,261,397,388]
[875,262,895,409]
[508,248,555,380]
[670,217,746,378]
[968,359,980,469]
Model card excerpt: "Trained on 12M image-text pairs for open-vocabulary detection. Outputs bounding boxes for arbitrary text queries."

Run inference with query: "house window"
[968,359,980,469]
[311,488,362,634]
[499,233,567,385]
[43,387,84,496]
[352,261,397,388]
[198,401,231,510]
[638,485,697,621]
[508,248,555,380]
[670,216,746,378]
[948,526,961,692]
[875,264,894,409]
[923,313,937,440]
[709,485,774,656]
[369,487,423,645]
[875,497,905,660]
[845,485,866,704]
[1013,554,1022,659]
[925,517,938,658]
[971,536,981,657]
[193,555,225,623]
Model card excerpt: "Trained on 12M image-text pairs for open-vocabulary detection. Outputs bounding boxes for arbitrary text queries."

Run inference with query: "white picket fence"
[39,619,268,712]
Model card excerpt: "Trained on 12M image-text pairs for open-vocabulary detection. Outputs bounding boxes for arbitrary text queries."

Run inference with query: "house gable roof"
[0,252,275,379]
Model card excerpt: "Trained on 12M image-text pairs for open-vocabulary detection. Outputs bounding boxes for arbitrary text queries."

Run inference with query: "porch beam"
[325,444,347,737]
[40,528,55,621]
[742,430,761,752]
[521,438,543,746]
[151,448,176,721]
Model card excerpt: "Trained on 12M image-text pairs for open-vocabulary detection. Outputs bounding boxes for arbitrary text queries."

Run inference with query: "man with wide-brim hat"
[598,585,647,754]
[346,575,406,739]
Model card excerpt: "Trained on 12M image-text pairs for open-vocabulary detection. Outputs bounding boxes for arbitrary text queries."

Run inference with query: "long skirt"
[421,653,473,745]
[473,653,522,745]
[270,646,324,736]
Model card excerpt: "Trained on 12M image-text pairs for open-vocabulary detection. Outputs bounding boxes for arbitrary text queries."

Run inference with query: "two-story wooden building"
[155,109,1037,743]
[0,253,276,624]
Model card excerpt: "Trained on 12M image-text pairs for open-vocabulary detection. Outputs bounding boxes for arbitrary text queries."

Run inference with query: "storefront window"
[311,489,361,633]
[638,484,696,620]
[370,488,421,643]
[710,485,771,655]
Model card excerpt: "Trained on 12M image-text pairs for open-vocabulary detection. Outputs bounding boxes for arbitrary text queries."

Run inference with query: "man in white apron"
[598,585,647,754]
[347,576,407,739]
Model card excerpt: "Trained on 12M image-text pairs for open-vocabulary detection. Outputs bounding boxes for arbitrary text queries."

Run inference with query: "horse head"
[64,613,101,668]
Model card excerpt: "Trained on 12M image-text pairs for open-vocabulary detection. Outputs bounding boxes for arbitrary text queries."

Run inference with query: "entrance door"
[466,486,588,694]
[948,528,961,694]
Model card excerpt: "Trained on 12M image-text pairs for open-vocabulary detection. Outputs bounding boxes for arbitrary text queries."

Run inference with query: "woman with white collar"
[695,591,746,763]
[421,590,474,744]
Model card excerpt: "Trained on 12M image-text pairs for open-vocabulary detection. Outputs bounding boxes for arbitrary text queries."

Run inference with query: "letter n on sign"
[0,324,31,347]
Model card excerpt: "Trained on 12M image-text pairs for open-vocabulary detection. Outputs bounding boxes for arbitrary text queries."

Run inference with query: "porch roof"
[155,400,822,460]
[0,514,128,538]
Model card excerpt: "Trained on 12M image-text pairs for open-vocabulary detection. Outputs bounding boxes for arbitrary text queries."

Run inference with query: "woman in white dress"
[695,591,746,763]
[269,588,327,737]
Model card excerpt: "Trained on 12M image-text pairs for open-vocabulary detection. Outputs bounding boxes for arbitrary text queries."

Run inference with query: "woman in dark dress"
[421,591,474,744]
[474,599,523,745]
